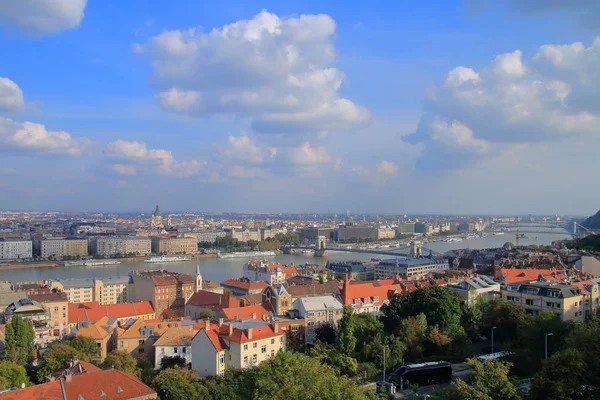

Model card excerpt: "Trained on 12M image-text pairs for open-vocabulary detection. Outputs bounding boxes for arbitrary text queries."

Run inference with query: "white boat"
[218,251,276,259]
[83,260,121,267]
[144,256,192,263]
[301,249,314,255]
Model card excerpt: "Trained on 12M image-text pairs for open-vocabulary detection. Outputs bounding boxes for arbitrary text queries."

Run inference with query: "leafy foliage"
[101,350,140,377]
[160,355,187,370]
[308,341,358,376]
[37,344,89,382]
[0,360,29,389]
[63,336,100,358]
[152,366,209,400]
[529,349,585,400]
[338,305,357,356]
[314,324,337,345]
[4,315,34,366]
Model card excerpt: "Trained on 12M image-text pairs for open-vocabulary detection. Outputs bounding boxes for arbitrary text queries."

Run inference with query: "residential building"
[228,227,261,242]
[220,278,268,296]
[63,238,88,257]
[333,224,376,242]
[261,281,340,316]
[376,227,396,240]
[375,258,449,279]
[0,366,156,400]
[326,260,375,280]
[502,280,585,321]
[68,301,155,328]
[576,256,600,277]
[3,298,53,346]
[0,239,32,260]
[242,261,298,285]
[192,319,285,377]
[28,291,69,337]
[197,229,227,243]
[130,270,194,316]
[153,326,195,369]
[91,236,151,257]
[117,318,189,361]
[292,295,344,344]
[185,290,241,319]
[151,236,197,255]
[49,276,132,305]
[337,275,402,314]
[38,238,64,258]
[221,304,271,321]
[446,276,501,306]
[75,316,118,360]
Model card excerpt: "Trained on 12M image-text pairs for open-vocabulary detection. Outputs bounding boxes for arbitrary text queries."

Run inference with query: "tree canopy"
[0,360,29,389]
[152,366,209,400]
[4,315,34,366]
[101,350,140,377]
[529,349,585,400]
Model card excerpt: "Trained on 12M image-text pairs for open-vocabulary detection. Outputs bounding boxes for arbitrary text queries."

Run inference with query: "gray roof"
[227,319,270,330]
[54,278,95,288]
[508,280,582,298]
[297,295,343,311]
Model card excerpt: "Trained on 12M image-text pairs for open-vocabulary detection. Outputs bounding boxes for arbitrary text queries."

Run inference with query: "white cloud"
[103,139,205,177]
[222,134,277,164]
[376,160,399,175]
[0,117,90,156]
[406,37,600,171]
[135,10,370,134]
[0,78,24,111]
[0,0,87,35]
[289,142,329,165]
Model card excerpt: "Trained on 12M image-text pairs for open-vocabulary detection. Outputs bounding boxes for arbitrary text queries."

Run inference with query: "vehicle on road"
[390,361,452,390]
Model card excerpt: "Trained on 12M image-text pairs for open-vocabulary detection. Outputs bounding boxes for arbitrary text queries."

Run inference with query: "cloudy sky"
[0,0,599,214]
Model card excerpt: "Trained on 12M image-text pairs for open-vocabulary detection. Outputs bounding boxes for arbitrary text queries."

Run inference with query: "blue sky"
[0,0,599,214]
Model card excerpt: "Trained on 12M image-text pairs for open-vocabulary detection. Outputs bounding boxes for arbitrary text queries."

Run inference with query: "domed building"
[150,205,164,228]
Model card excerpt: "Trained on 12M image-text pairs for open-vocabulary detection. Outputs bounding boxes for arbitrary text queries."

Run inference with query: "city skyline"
[1,0,599,214]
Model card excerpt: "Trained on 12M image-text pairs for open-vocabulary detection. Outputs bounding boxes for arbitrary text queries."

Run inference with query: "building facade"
[49,276,132,305]
[91,236,151,257]
[375,258,449,279]
[152,326,195,369]
[292,295,344,344]
[0,239,32,260]
[29,291,69,337]
[151,237,197,255]
[130,270,194,316]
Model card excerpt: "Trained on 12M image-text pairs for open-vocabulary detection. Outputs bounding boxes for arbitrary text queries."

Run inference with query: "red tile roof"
[222,305,270,321]
[499,268,557,284]
[186,290,240,310]
[220,279,268,290]
[68,301,155,324]
[204,329,228,351]
[217,323,283,343]
[0,369,155,400]
[339,278,403,307]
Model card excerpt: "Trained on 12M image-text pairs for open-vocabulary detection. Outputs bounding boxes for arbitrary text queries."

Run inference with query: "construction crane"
[515,230,525,247]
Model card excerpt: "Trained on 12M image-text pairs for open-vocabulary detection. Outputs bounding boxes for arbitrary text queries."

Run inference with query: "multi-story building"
[39,237,89,258]
[192,319,285,377]
[28,291,69,337]
[48,276,132,305]
[3,298,53,346]
[261,281,341,316]
[197,230,227,243]
[90,236,151,257]
[228,227,261,242]
[0,239,32,260]
[337,275,402,314]
[333,224,376,242]
[375,258,449,279]
[376,227,396,240]
[293,295,344,344]
[260,226,286,241]
[220,278,268,296]
[325,260,376,280]
[117,318,189,361]
[298,227,335,244]
[242,261,298,285]
[75,316,119,361]
[64,238,89,257]
[502,280,585,321]
[151,236,197,255]
[446,276,501,307]
[397,223,416,235]
[130,270,195,316]
[152,326,195,369]
[69,301,155,328]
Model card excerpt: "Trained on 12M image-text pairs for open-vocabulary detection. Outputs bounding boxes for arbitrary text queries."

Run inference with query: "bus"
[391,361,452,389]
[477,351,514,364]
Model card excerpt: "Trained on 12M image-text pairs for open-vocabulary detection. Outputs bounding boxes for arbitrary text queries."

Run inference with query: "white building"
[447,276,501,306]
[0,239,32,260]
[375,258,449,279]
[91,236,151,257]
[242,261,297,285]
[293,295,344,344]
[152,326,195,369]
[192,319,285,377]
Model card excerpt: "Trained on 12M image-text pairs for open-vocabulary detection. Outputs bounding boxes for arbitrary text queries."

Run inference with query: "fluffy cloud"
[221,134,277,164]
[406,37,600,171]
[288,142,329,165]
[0,0,87,35]
[0,117,90,156]
[376,160,399,176]
[103,139,205,177]
[0,78,24,111]
[136,10,370,134]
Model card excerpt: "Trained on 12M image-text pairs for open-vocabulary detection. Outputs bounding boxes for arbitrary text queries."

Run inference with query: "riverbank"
[0,262,59,270]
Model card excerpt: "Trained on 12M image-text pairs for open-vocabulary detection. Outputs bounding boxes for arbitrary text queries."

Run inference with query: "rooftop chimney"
[251,312,257,319]
[218,318,224,327]
[247,327,253,340]
[228,324,233,336]
[273,322,279,333]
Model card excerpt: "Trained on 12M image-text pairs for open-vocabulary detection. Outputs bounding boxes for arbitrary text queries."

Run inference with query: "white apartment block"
[92,236,151,256]
[0,239,32,260]
[293,295,344,345]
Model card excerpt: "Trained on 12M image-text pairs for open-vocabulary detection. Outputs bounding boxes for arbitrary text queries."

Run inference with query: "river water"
[1,229,570,284]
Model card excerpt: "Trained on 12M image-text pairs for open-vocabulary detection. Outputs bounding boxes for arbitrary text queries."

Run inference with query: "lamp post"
[491,326,497,353]
[545,333,553,360]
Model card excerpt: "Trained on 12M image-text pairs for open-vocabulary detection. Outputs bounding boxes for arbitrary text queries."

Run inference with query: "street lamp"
[491,326,497,353]
[545,333,553,360]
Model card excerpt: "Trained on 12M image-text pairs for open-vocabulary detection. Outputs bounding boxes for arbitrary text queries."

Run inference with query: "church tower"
[194,262,203,293]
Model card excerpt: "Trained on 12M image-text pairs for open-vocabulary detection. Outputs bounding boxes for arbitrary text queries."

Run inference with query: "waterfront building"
[333,224,376,242]
[292,295,343,344]
[151,236,197,255]
[502,280,585,321]
[153,326,195,369]
[260,226,286,241]
[28,291,69,337]
[49,276,132,305]
[375,258,449,279]
[397,223,416,235]
[0,238,32,260]
[130,270,194,316]
[192,319,285,377]
[90,236,151,257]
[197,229,227,243]
[227,227,261,242]
[376,227,396,240]
[298,227,335,244]
[38,237,89,258]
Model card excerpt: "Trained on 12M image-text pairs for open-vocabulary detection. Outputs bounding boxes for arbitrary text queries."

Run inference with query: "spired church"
[150,205,171,228]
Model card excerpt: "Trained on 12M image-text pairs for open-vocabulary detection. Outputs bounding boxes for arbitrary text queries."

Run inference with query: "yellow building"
[64,238,89,257]
[192,320,285,377]
[151,237,197,255]
[49,276,131,305]
[29,291,70,337]
[502,280,585,322]
[293,295,344,344]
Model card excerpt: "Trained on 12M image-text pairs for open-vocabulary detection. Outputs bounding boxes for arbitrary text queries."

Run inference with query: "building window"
[271,338,275,344]
[253,343,257,348]
[261,345,267,354]
[244,344,248,350]
[139,340,144,346]
[525,299,535,306]
[244,356,248,365]
[220,355,225,364]
[183,347,186,353]
[271,349,275,357]
[252,354,257,363]
[174,347,178,353]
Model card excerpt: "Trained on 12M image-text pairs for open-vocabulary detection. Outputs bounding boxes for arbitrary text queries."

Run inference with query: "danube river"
[1,229,570,284]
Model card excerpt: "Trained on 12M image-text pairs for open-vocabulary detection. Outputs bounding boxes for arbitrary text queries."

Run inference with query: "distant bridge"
[294,245,443,258]
[489,230,571,236]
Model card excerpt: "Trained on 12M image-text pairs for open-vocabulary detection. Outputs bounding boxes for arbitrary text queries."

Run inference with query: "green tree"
[397,316,427,361]
[64,336,100,359]
[0,360,29,389]
[529,349,585,400]
[160,355,187,370]
[314,324,337,345]
[481,299,529,343]
[152,366,208,400]
[199,308,215,319]
[101,350,140,377]
[137,354,156,386]
[37,344,88,382]
[338,305,357,356]
[253,351,368,400]
[435,358,521,400]
[564,318,600,398]
[4,315,34,366]
[308,341,358,376]
[353,313,384,354]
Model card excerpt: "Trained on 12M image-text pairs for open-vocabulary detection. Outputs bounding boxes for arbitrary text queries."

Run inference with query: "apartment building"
[375,258,449,279]
[192,319,285,377]
[261,281,340,316]
[64,238,89,257]
[220,279,268,296]
[91,236,151,257]
[69,301,155,328]
[4,298,53,346]
[38,237,89,258]
[447,276,501,306]
[49,276,132,305]
[242,261,298,285]
[151,236,197,255]
[376,227,396,240]
[502,280,585,322]
[153,326,195,369]
[293,295,344,344]
[0,239,32,260]
[75,316,118,360]
[196,230,227,243]
[337,275,402,313]
[29,291,69,337]
[130,270,195,316]
[117,318,188,361]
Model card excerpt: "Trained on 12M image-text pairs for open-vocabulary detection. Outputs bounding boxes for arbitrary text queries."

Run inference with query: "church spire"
[194,261,203,293]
